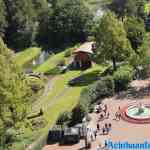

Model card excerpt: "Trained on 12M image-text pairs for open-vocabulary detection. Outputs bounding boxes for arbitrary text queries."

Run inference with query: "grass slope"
[14,47,41,67]
[34,44,80,73]
[32,64,106,126]
[44,65,106,126]
[34,51,65,73]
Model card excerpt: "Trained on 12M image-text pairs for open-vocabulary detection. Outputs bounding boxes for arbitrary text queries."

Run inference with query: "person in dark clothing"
[97,123,100,131]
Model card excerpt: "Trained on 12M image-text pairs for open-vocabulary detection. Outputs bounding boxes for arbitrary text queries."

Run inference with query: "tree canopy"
[95,12,132,70]
[0,37,32,147]
[4,0,37,51]
[0,0,7,38]
[108,0,146,20]
[36,0,93,49]
[0,0,93,50]
[124,17,146,51]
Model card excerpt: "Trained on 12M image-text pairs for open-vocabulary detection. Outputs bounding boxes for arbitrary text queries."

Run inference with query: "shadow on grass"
[44,67,61,75]
[68,70,100,87]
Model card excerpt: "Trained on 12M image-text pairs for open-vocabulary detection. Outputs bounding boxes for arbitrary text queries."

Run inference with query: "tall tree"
[0,37,32,146]
[108,0,146,20]
[0,0,7,38]
[36,0,93,48]
[32,0,48,16]
[95,12,132,71]
[124,17,146,51]
[4,0,37,51]
[129,33,150,77]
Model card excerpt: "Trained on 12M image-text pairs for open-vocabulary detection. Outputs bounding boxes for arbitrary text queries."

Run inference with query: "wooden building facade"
[73,42,95,70]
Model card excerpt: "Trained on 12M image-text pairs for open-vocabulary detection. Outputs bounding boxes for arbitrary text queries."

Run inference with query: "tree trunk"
[112,57,117,71]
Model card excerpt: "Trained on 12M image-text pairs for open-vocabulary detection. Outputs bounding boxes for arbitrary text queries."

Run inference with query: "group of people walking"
[85,102,122,150]
[95,103,112,136]
[95,102,122,150]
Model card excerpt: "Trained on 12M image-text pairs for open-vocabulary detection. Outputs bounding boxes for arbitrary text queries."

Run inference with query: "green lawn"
[14,47,41,67]
[34,44,80,73]
[32,70,82,112]
[44,87,82,126]
[32,64,107,126]
[43,67,106,126]
[34,51,65,73]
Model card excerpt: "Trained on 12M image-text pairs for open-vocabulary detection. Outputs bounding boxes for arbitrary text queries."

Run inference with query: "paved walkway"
[43,79,150,150]
[31,75,56,111]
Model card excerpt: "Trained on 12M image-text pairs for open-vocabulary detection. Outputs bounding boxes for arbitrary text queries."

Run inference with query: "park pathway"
[31,73,75,113]
[31,75,59,112]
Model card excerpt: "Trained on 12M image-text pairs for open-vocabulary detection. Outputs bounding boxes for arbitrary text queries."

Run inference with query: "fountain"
[120,102,150,124]
[137,103,145,114]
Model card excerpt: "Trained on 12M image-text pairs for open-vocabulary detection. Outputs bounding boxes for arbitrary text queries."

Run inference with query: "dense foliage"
[4,0,37,51]
[0,0,7,38]
[80,76,115,110]
[37,0,93,48]
[0,0,150,148]
[0,37,32,148]
[108,0,146,20]
[95,12,132,71]
[69,103,88,126]
[0,0,93,51]
[124,17,146,51]
[129,34,150,78]
[56,111,72,127]
[113,65,134,91]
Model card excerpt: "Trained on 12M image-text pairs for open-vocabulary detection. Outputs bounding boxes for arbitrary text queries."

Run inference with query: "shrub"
[27,76,44,92]
[56,111,72,127]
[140,65,150,79]
[5,128,17,144]
[56,59,66,67]
[113,65,133,92]
[80,76,115,109]
[31,117,47,130]
[96,76,115,99]
[69,103,88,126]
[64,49,72,57]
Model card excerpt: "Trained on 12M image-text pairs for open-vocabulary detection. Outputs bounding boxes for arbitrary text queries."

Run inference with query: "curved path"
[31,76,58,112]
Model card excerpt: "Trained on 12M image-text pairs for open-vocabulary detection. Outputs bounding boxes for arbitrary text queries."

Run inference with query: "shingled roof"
[74,42,94,54]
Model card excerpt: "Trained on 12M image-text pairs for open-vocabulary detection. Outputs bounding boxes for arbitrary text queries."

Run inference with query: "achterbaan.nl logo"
[105,140,150,150]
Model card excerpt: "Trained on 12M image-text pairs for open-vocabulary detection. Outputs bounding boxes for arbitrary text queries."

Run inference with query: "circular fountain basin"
[121,103,150,124]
